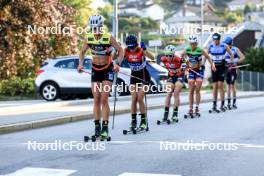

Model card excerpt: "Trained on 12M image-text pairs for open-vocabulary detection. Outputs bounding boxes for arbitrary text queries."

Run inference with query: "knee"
[100,97,108,106]
[94,96,100,105]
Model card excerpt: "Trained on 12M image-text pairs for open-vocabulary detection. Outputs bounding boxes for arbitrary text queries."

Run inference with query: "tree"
[244,48,264,72]
[0,0,79,79]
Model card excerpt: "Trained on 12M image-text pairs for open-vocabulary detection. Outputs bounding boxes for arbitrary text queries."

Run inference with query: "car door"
[76,58,92,88]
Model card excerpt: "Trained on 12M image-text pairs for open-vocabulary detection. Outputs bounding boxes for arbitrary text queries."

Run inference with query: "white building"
[228,0,264,11]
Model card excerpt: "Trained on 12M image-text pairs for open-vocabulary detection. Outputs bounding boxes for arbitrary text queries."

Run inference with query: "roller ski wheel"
[100,135,111,142]
[169,117,179,123]
[157,118,170,125]
[195,113,201,117]
[184,114,194,119]
[84,136,90,142]
[184,109,194,119]
[209,108,220,113]
[220,106,226,112]
[123,128,137,135]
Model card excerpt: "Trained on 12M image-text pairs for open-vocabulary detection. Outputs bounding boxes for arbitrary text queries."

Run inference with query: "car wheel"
[41,82,59,101]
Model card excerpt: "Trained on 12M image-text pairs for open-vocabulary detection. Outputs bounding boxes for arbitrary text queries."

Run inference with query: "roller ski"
[123,119,137,135]
[157,111,170,125]
[209,106,220,113]
[220,105,227,112]
[184,109,194,119]
[84,122,111,142]
[167,109,179,123]
[168,115,179,124]
[194,106,201,117]
[84,121,102,142]
[136,120,149,133]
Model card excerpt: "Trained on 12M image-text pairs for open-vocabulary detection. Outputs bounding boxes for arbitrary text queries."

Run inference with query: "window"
[121,59,130,68]
[83,59,91,69]
[54,59,77,69]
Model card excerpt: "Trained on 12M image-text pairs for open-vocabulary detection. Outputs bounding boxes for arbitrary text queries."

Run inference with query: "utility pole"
[112,0,118,39]
[201,0,204,45]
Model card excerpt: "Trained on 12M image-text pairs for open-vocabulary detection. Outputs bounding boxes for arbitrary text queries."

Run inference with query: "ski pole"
[143,69,149,130]
[229,64,250,70]
[119,71,150,84]
[188,68,205,78]
[112,72,118,130]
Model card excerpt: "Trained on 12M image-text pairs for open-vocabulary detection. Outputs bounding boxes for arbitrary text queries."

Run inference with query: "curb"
[0,93,173,114]
[1,92,263,135]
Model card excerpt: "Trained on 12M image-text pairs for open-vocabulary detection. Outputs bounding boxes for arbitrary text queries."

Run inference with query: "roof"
[228,0,263,5]
[166,14,223,23]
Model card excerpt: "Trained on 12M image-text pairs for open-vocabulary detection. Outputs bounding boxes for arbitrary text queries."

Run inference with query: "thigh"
[101,80,112,100]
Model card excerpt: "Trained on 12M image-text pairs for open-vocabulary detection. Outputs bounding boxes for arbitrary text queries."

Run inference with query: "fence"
[237,70,264,91]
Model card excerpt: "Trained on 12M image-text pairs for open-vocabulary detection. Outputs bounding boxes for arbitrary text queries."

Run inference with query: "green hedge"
[0,78,35,96]
[244,48,264,72]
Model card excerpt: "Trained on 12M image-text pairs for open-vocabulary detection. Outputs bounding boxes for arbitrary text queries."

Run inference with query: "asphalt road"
[1,97,264,176]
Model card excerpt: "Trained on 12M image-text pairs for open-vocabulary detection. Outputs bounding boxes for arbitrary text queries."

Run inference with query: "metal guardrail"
[237,70,264,91]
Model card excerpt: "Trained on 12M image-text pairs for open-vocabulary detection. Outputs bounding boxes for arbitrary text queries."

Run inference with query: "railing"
[237,70,264,91]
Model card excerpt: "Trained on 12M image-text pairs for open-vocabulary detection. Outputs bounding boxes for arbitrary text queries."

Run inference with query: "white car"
[36,55,168,101]
[35,55,132,101]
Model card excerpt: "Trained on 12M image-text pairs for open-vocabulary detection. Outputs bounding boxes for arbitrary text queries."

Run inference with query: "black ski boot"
[232,104,237,109]
[94,120,101,137]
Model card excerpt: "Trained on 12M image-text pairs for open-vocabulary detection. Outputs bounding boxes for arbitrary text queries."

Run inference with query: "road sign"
[148,40,162,47]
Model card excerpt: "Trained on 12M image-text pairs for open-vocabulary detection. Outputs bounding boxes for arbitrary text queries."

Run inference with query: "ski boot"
[232,104,237,109]
[184,109,194,119]
[194,106,201,117]
[123,119,137,135]
[137,118,149,133]
[227,104,232,110]
[84,122,101,142]
[170,115,179,123]
[209,106,220,113]
[220,105,226,112]
[157,111,170,125]
[95,123,111,142]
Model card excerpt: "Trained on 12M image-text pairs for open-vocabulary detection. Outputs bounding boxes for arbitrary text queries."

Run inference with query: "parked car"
[35,55,168,101]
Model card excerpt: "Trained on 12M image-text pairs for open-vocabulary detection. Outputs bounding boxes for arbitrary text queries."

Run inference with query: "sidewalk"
[0,91,263,134]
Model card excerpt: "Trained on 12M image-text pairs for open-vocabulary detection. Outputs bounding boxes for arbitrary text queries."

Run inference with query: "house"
[118,0,164,21]
[245,12,264,26]
[228,0,264,11]
[164,2,224,36]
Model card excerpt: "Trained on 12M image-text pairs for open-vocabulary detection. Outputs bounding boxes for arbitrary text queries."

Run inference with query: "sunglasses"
[165,55,174,58]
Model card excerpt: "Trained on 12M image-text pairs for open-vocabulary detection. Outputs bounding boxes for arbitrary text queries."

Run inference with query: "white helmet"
[188,35,199,43]
[164,45,177,55]
[88,15,104,27]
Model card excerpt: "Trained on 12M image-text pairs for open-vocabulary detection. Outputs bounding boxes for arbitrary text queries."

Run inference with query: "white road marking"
[2,167,77,176]
[119,173,181,176]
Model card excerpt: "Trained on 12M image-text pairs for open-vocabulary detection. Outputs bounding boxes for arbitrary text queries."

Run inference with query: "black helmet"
[212,33,221,40]
[125,35,138,49]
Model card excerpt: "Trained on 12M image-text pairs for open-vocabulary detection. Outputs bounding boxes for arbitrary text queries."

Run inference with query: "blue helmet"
[212,33,221,40]
[224,37,233,45]
[125,35,138,49]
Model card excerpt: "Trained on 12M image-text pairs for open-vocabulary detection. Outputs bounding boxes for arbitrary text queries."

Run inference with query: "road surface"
[0,96,264,176]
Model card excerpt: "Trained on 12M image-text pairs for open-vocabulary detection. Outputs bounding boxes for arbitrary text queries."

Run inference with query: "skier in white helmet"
[78,15,124,140]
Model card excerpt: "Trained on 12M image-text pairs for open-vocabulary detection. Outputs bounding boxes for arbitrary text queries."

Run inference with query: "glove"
[181,63,187,69]
[140,42,147,51]
[77,65,83,73]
